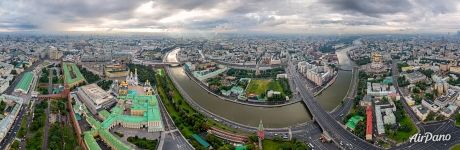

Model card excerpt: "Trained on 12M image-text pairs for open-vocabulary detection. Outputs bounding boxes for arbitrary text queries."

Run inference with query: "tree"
[0,101,6,114]
[426,112,436,121]
[419,69,434,78]
[424,93,434,100]
[456,113,460,126]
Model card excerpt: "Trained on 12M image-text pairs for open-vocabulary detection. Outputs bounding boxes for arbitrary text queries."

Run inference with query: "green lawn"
[246,79,271,96]
[451,144,460,150]
[387,116,417,143]
[10,140,20,150]
[268,80,284,93]
[456,113,460,127]
[17,114,28,138]
[263,140,280,150]
[246,79,284,96]
[127,136,158,150]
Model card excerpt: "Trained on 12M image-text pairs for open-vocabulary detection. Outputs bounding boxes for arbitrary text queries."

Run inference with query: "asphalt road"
[0,105,27,149]
[291,61,379,150]
[330,67,359,121]
[156,94,194,150]
[0,60,43,149]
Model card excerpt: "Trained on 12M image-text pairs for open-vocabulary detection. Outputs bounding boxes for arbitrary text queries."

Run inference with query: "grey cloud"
[0,0,459,33]
[315,19,384,26]
[0,22,37,30]
[321,0,413,17]
[155,0,221,10]
[31,0,150,19]
[416,0,459,15]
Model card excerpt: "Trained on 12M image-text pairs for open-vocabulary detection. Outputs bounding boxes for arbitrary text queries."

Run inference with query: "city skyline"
[1,0,460,34]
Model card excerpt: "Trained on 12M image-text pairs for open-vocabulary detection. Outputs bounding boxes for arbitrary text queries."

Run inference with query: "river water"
[166,47,355,128]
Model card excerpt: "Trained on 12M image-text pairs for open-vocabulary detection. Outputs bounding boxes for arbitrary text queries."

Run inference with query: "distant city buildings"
[48,46,63,60]
[104,64,129,78]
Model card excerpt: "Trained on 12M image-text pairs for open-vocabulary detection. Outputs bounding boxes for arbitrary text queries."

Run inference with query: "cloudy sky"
[1,0,460,34]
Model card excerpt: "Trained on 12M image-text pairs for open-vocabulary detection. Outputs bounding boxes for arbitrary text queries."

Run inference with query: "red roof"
[366,106,373,137]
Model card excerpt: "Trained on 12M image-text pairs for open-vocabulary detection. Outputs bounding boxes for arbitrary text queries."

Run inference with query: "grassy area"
[155,69,202,137]
[127,136,158,150]
[48,123,80,150]
[10,140,20,150]
[451,144,460,150]
[385,100,417,143]
[17,114,28,138]
[246,79,271,96]
[26,129,43,150]
[0,101,5,115]
[226,67,285,78]
[456,113,460,127]
[263,139,309,150]
[155,68,239,149]
[50,99,67,115]
[246,79,287,97]
[79,66,100,84]
[25,101,48,150]
[386,114,417,143]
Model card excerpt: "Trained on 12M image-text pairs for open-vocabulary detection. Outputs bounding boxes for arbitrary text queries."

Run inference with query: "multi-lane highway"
[156,94,194,150]
[291,61,379,150]
[330,67,360,121]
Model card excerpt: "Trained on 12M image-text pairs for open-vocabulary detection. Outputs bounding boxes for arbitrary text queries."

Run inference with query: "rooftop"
[14,72,33,93]
[63,63,85,85]
[346,115,364,130]
[79,83,114,106]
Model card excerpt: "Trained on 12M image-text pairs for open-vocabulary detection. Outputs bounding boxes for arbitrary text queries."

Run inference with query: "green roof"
[99,110,111,120]
[117,94,162,123]
[15,72,33,93]
[63,63,85,85]
[383,77,393,85]
[346,115,364,130]
[84,131,102,150]
[99,129,131,150]
[86,115,101,129]
[80,94,163,150]
[235,145,247,150]
[192,134,210,148]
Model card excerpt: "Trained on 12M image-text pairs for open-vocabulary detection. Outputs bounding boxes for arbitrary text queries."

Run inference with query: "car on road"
[308,143,314,148]
[283,134,288,139]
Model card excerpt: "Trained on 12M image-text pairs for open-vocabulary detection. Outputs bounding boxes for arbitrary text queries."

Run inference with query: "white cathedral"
[126,68,139,86]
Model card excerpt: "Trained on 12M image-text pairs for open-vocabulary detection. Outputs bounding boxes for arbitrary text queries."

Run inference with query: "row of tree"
[79,67,100,84]
[226,67,285,78]
[127,64,156,84]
